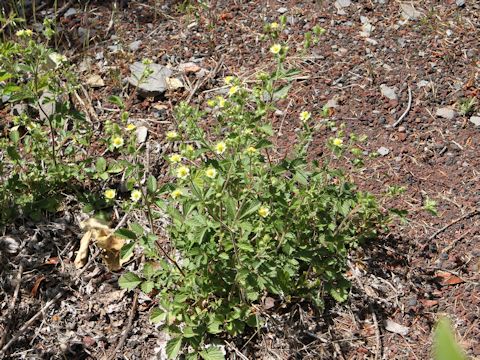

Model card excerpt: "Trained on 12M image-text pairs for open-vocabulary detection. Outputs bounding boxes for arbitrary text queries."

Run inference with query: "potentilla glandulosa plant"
[118,41,387,359]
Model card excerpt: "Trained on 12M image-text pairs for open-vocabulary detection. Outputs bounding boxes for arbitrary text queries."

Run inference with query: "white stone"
[436,107,456,120]
[377,147,390,156]
[469,116,480,126]
[380,84,398,100]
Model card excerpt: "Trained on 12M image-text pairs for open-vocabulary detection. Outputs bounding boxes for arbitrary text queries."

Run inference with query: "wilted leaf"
[435,271,464,286]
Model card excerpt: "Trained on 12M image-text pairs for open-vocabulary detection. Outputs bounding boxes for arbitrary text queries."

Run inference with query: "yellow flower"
[258,206,270,218]
[228,86,239,96]
[214,141,227,155]
[245,146,257,155]
[130,189,142,202]
[166,131,179,141]
[224,76,235,85]
[299,111,311,122]
[176,165,190,179]
[171,189,183,199]
[104,189,116,200]
[111,136,124,148]
[16,29,33,37]
[207,99,216,107]
[270,44,282,55]
[217,96,226,108]
[169,153,182,163]
[126,123,136,131]
[205,168,217,179]
[332,138,343,147]
[270,22,279,30]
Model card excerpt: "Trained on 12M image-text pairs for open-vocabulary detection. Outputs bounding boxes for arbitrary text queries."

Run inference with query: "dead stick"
[0,291,63,356]
[392,86,412,128]
[0,252,99,356]
[107,291,139,360]
[0,263,24,349]
[186,56,224,104]
[428,209,479,240]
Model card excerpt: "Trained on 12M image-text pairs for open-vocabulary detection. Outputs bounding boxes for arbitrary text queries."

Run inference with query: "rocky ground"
[1,0,479,359]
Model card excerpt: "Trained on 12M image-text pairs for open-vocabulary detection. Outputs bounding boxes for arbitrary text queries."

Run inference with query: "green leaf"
[130,222,144,236]
[238,201,261,220]
[108,95,125,109]
[96,157,107,173]
[273,83,292,100]
[434,318,467,360]
[237,241,254,253]
[147,175,158,194]
[118,272,142,291]
[141,280,154,294]
[185,354,198,360]
[116,228,137,240]
[150,307,166,323]
[200,346,225,360]
[120,242,135,260]
[182,326,197,338]
[166,336,183,359]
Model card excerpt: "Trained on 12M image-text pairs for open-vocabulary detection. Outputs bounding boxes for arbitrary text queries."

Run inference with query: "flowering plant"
[118,44,386,359]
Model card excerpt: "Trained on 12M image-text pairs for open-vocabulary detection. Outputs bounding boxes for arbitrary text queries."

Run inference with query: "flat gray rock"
[436,107,456,120]
[127,62,173,96]
[400,3,423,20]
[377,146,390,156]
[128,40,142,52]
[469,116,480,127]
[380,84,398,100]
[336,0,351,8]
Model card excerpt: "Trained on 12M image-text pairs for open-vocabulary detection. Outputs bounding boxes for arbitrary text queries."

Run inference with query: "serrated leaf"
[238,201,261,220]
[150,307,166,323]
[96,157,107,173]
[108,95,124,109]
[147,175,158,194]
[141,280,154,294]
[237,241,254,253]
[120,242,135,261]
[115,228,137,240]
[118,272,142,291]
[166,336,183,359]
[200,346,225,360]
[182,326,197,338]
[130,222,144,236]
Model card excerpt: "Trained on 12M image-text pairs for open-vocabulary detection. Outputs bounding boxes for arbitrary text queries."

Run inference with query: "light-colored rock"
[377,147,390,156]
[336,0,351,8]
[385,319,409,335]
[166,77,184,90]
[436,107,456,120]
[127,62,173,96]
[136,125,148,144]
[178,62,201,73]
[277,7,288,13]
[469,116,480,126]
[64,8,77,17]
[400,3,423,20]
[380,84,398,100]
[128,40,142,52]
[86,74,105,88]
[38,91,56,121]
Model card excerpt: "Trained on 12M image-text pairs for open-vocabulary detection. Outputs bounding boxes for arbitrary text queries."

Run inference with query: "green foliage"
[433,318,467,360]
[119,45,387,358]
[0,25,143,222]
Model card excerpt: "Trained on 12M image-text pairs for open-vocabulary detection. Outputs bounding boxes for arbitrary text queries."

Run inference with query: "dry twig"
[392,86,412,128]
[428,208,479,240]
[0,263,24,349]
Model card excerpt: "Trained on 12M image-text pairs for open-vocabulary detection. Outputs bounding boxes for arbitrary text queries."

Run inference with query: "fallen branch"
[107,291,139,360]
[0,263,24,349]
[428,208,479,241]
[392,86,412,128]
